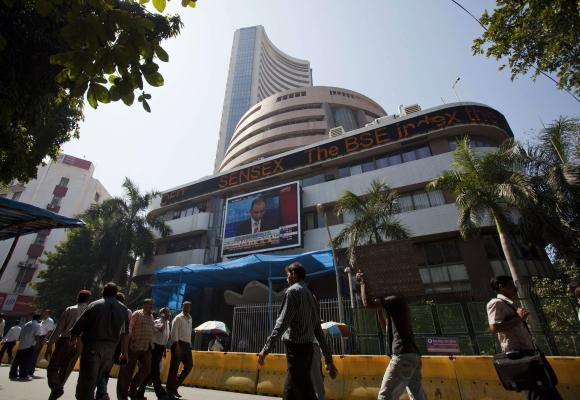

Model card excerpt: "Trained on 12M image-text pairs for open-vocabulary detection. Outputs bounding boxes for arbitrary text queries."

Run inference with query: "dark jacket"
[235,214,280,236]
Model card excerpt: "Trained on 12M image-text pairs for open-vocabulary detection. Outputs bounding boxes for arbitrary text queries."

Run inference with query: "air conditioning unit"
[329,126,345,138]
[401,104,422,115]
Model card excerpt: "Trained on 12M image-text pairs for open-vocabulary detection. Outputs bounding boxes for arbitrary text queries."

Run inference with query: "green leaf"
[109,85,121,102]
[181,0,188,6]
[152,0,166,12]
[142,99,151,113]
[140,62,159,74]
[143,72,164,87]
[87,86,98,109]
[139,0,149,3]
[143,93,152,100]
[91,83,110,103]
[187,0,196,8]
[0,34,7,52]
[154,45,169,62]
[121,91,135,106]
[35,0,53,16]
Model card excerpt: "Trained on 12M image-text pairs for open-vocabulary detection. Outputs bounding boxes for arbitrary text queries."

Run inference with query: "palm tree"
[519,117,580,265]
[427,137,536,291]
[332,179,410,267]
[85,177,171,292]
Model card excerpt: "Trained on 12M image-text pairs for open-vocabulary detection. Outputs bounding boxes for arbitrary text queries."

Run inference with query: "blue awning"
[0,197,84,241]
[154,248,335,288]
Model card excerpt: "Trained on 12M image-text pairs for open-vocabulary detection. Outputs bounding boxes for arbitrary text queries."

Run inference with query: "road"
[0,365,280,400]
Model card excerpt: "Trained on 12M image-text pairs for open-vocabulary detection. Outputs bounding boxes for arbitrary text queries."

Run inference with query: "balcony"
[53,185,68,197]
[46,203,60,213]
[27,244,45,258]
[134,249,206,277]
[158,212,211,238]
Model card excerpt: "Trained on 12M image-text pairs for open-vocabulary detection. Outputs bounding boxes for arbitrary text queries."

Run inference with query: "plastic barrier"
[453,356,523,400]
[421,356,462,399]
[548,357,580,400]
[219,352,259,394]
[340,355,388,400]
[256,353,287,396]
[187,350,224,389]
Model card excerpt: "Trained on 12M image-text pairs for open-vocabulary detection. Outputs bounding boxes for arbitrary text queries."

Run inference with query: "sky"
[61,0,579,198]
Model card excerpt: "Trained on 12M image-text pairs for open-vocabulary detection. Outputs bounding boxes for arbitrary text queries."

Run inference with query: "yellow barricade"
[256,353,287,396]
[322,355,347,400]
[453,356,523,400]
[547,357,580,400]
[219,352,259,394]
[188,350,224,389]
[421,356,462,399]
[341,355,389,400]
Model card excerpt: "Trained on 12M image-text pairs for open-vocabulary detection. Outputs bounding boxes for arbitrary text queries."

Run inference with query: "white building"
[0,154,110,317]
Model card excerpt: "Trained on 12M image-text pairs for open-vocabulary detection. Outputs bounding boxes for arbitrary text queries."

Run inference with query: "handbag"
[491,300,557,391]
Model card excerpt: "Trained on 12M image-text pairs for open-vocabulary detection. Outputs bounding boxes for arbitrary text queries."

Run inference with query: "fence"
[230,296,580,356]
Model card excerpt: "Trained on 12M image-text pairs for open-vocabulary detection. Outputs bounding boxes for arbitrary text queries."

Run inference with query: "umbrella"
[321,321,352,337]
[194,320,229,335]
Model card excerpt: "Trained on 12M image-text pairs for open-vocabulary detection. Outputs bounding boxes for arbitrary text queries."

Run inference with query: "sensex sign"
[161,104,512,206]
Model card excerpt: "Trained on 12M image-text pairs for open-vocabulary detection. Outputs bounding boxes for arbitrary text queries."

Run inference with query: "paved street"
[0,365,279,400]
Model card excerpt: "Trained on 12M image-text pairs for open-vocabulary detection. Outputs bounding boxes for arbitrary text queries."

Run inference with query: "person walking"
[9,313,41,381]
[258,262,337,400]
[357,272,426,400]
[136,307,171,400]
[117,298,155,400]
[0,323,22,364]
[45,290,92,400]
[487,275,562,400]
[208,334,224,352]
[70,282,130,400]
[96,292,131,400]
[166,301,193,400]
[29,309,54,376]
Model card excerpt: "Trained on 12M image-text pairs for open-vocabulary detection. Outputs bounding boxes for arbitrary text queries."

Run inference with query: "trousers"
[283,341,317,400]
[75,341,116,400]
[378,353,427,400]
[166,341,193,393]
[47,337,81,392]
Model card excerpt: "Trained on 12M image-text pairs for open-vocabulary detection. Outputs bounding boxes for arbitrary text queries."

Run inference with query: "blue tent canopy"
[0,197,84,241]
[154,248,335,288]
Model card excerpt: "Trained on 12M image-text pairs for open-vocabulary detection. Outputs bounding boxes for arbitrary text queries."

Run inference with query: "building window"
[94,192,100,203]
[332,106,358,132]
[49,196,62,207]
[59,177,70,187]
[349,163,362,176]
[303,212,319,230]
[14,282,28,294]
[338,166,350,179]
[416,239,470,293]
[361,159,376,173]
[397,190,446,213]
[12,191,22,201]
[164,235,202,254]
[302,174,325,187]
[34,235,46,245]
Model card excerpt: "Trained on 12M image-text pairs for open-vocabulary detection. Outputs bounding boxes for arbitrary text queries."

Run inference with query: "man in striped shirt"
[259,262,337,400]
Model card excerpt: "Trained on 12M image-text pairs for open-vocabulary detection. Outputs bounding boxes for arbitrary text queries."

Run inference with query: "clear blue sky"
[61,0,579,198]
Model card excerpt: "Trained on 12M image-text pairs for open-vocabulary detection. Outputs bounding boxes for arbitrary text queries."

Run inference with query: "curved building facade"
[214,26,313,171]
[219,86,386,172]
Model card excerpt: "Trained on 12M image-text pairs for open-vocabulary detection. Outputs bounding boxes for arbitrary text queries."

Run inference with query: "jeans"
[378,353,427,400]
[137,344,167,398]
[311,344,325,400]
[95,374,109,399]
[117,349,152,399]
[29,334,46,375]
[47,337,81,392]
[75,341,116,400]
[9,346,34,379]
[0,341,17,363]
[166,341,193,393]
[283,341,317,400]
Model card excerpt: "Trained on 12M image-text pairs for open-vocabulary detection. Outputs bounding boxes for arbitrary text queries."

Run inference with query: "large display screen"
[222,182,301,257]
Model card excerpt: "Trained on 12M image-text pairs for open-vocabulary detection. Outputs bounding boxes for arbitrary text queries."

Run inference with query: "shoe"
[167,391,181,399]
[19,376,33,381]
[48,388,65,400]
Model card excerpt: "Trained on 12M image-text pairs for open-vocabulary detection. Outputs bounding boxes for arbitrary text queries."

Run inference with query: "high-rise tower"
[214,25,312,171]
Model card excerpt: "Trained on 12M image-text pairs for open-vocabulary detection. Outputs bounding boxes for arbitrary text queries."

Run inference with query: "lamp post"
[316,203,346,354]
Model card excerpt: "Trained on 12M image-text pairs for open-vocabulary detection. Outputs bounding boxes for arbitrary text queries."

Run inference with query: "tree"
[472,0,579,97]
[427,137,536,291]
[518,117,580,266]
[332,179,410,267]
[0,0,192,185]
[34,177,170,311]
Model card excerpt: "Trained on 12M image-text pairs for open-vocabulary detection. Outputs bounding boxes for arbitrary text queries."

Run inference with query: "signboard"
[161,105,513,206]
[426,337,461,353]
[222,182,301,257]
[1,294,18,312]
[355,240,424,299]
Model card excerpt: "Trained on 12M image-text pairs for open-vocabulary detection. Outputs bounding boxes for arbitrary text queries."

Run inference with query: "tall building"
[0,154,110,318]
[214,25,312,171]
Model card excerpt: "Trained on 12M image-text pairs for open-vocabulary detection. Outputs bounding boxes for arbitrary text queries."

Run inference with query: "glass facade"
[225,27,257,148]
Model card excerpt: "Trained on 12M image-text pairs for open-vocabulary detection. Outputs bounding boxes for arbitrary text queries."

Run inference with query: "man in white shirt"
[166,301,193,399]
[0,313,5,340]
[29,309,55,376]
[0,323,22,364]
[9,314,41,380]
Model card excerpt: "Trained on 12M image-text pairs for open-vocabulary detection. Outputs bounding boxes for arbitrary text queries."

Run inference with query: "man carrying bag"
[487,275,561,400]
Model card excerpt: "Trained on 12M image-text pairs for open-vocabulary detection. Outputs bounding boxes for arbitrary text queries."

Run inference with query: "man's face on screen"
[250,200,266,221]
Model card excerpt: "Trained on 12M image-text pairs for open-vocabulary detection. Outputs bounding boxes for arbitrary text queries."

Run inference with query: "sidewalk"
[0,365,279,400]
